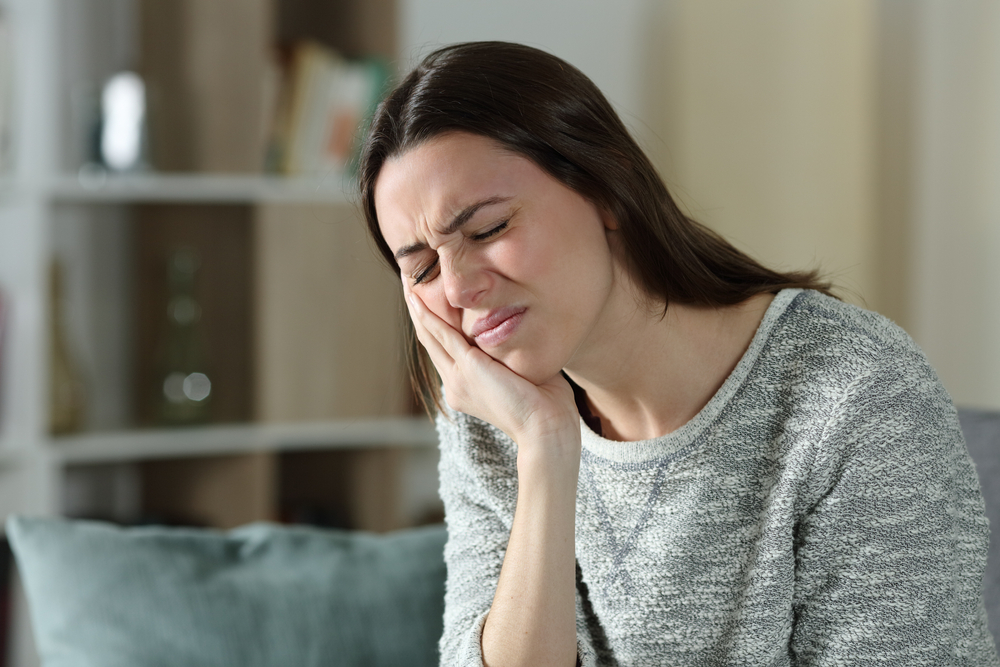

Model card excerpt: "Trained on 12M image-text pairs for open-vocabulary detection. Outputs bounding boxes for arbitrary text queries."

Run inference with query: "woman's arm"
[436,409,594,667]
[790,353,998,664]
[405,290,582,667]
[481,423,580,666]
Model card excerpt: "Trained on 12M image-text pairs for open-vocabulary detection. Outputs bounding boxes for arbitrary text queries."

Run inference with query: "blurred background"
[0,0,997,664]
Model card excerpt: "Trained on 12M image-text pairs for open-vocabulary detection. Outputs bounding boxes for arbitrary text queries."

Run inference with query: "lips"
[470,306,527,347]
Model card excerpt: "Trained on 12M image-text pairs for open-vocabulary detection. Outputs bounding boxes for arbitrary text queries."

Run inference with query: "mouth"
[470,306,527,348]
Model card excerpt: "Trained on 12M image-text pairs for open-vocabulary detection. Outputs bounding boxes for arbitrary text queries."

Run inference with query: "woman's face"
[374,131,619,384]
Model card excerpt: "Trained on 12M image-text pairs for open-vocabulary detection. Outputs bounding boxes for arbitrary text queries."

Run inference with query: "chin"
[490,348,565,386]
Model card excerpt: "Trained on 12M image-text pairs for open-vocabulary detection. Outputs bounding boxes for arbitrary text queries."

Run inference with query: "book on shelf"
[265,41,390,177]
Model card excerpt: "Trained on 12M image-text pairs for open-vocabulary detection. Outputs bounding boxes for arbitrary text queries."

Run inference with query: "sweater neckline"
[579,288,801,464]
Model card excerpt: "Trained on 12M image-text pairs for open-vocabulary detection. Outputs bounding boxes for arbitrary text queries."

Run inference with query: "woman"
[360,42,998,666]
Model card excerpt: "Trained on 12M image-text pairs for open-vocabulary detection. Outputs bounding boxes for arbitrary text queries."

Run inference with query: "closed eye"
[412,218,509,285]
[471,219,509,241]
[413,257,439,285]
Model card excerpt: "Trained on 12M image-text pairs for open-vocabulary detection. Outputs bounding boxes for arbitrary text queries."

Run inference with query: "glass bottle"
[156,248,212,426]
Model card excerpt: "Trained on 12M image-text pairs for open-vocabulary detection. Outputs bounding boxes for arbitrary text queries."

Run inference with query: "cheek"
[413,283,463,331]
[506,223,612,294]
[485,235,547,285]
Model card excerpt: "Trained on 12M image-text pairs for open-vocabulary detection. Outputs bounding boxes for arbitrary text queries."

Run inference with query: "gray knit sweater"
[436,289,999,666]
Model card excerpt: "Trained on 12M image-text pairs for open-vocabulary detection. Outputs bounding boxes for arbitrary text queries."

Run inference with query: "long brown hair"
[359,41,833,413]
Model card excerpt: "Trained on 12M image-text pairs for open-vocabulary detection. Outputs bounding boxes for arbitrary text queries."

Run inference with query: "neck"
[563,285,774,442]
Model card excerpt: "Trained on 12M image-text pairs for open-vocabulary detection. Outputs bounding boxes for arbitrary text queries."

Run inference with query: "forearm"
[481,441,580,667]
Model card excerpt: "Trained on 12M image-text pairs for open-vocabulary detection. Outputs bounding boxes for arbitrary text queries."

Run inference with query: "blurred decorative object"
[155,249,212,426]
[265,41,388,176]
[49,260,87,435]
[134,206,254,427]
[99,71,148,172]
[0,8,14,174]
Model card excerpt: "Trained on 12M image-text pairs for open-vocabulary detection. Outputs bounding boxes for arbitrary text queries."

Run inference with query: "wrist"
[515,430,581,490]
[515,406,581,448]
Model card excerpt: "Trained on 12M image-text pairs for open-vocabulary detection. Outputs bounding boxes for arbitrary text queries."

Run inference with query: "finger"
[405,289,482,366]
[402,287,453,368]
[401,285,490,380]
[404,290,529,421]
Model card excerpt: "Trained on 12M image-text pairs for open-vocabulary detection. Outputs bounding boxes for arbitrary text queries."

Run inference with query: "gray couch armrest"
[959,408,1000,652]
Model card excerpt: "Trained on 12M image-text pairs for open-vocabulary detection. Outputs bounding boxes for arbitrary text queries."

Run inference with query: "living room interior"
[0,0,997,665]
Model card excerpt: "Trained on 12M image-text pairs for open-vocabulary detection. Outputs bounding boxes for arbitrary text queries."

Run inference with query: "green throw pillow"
[6,516,447,667]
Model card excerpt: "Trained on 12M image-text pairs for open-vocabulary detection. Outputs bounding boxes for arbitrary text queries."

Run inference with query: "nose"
[441,254,490,309]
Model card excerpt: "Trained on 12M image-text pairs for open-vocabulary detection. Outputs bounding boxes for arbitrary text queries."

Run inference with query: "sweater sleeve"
[435,407,600,667]
[790,349,999,665]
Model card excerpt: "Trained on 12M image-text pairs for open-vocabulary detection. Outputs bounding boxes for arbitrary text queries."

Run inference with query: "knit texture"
[436,289,999,666]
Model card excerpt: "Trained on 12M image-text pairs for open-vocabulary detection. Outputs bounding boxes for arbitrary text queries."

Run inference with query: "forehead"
[374,133,536,249]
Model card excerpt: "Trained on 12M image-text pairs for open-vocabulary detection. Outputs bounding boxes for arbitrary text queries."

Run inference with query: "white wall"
[399,0,649,136]
[400,0,879,307]
[909,0,1000,409]
[650,1,878,306]
[397,0,1000,410]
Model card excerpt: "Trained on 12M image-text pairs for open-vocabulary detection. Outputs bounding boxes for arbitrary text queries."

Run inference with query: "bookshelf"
[51,418,435,465]
[0,0,427,665]
[48,173,358,204]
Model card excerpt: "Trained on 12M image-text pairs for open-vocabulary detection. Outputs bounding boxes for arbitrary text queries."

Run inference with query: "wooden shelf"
[48,417,436,465]
[0,0,410,661]
[48,172,357,205]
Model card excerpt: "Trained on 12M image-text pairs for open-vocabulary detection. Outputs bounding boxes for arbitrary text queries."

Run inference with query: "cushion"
[959,408,1000,653]
[6,516,447,667]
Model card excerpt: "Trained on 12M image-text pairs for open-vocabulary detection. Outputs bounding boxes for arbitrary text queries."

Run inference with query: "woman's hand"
[407,284,582,667]
[404,285,580,451]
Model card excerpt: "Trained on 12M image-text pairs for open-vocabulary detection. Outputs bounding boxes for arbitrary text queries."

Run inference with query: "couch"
[7,408,1000,666]
[959,408,1000,652]
[6,517,447,667]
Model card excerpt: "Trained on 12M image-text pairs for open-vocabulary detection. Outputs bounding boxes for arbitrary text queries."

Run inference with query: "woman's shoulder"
[769,288,931,379]
[767,289,964,457]
[754,289,958,440]
[761,292,974,520]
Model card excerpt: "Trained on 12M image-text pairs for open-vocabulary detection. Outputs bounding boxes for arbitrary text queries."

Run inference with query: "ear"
[600,207,619,231]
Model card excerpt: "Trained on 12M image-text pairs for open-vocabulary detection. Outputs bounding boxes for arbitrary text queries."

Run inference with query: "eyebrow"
[393,195,513,262]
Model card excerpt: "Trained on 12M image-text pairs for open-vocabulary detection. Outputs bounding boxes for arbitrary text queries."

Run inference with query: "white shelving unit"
[47,172,357,204]
[0,1,431,665]
[0,0,60,516]
[52,417,435,465]
[0,2,70,664]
